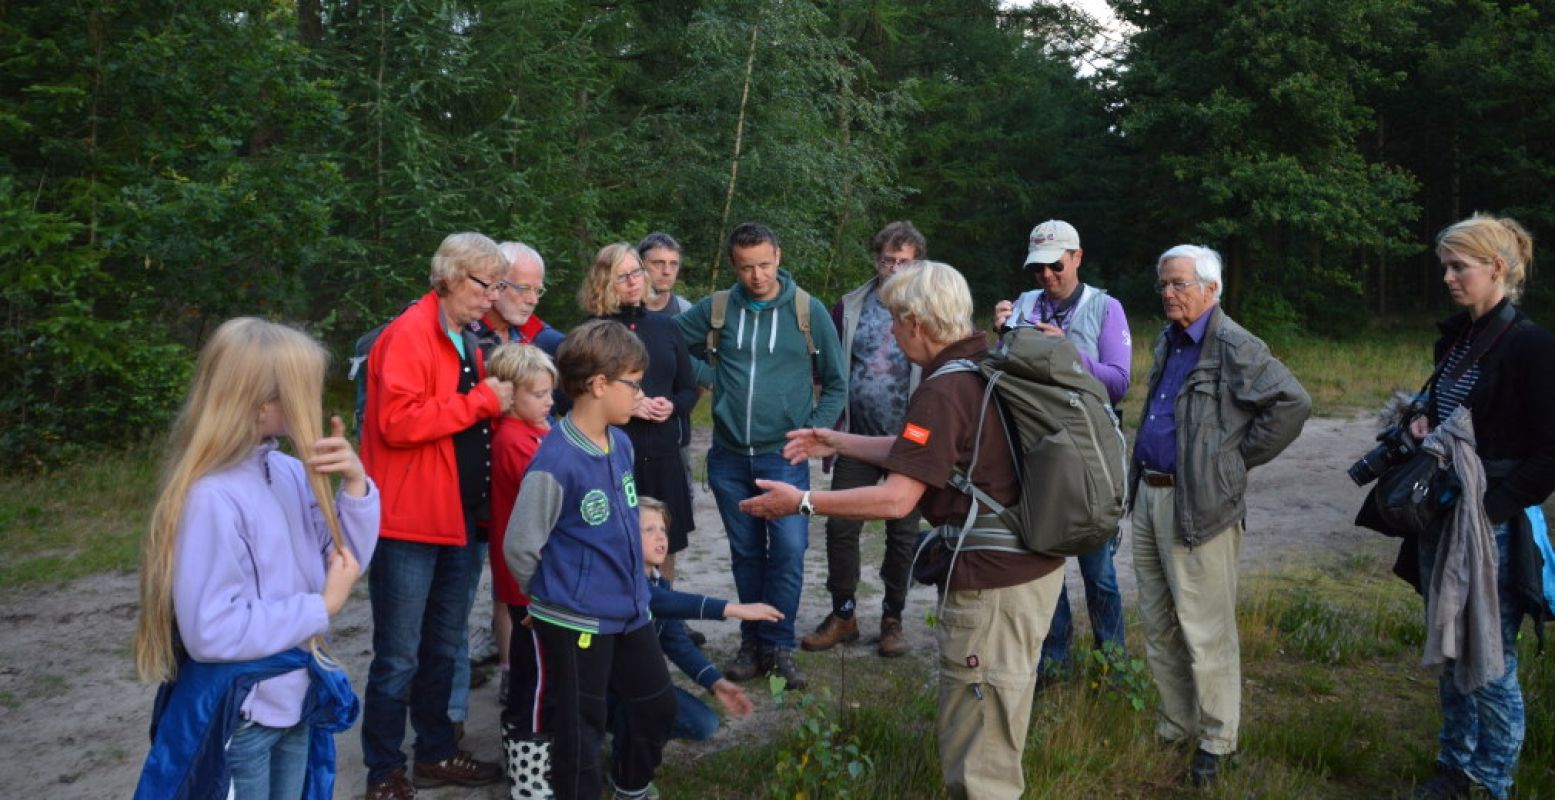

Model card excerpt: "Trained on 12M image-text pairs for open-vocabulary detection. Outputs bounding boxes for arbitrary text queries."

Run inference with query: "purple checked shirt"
[1132,309,1214,474]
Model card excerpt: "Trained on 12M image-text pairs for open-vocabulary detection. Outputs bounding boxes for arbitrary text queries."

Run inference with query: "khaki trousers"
[936,568,1065,800]
[1132,483,1243,755]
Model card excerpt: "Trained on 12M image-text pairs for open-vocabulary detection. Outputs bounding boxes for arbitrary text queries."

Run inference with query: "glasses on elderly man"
[506,282,546,298]
[614,267,647,285]
[467,274,507,295]
[1155,279,1201,294]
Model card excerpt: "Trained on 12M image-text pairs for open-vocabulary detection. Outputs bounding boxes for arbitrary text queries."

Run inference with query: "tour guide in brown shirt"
[742,260,1062,800]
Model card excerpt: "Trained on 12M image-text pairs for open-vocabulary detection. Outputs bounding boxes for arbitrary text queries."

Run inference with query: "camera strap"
[1442,301,1519,384]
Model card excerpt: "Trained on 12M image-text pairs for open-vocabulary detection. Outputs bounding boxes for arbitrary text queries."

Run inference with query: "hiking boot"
[800,613,859,652]
[1412,763,1471,799]
[770,648,808,691]
[413,750,502,788]
[877,616,909,658]
[1189,748,1226,788]
[367,767,417,800]
[725,640,763,681]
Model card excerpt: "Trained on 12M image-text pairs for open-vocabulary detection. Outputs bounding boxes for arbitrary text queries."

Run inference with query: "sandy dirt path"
[0,416,1394,798]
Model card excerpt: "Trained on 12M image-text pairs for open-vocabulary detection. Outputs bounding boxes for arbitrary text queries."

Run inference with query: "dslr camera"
[1347,394,1425,486]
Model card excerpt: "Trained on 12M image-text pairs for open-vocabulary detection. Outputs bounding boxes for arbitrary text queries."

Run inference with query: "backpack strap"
[708,287,818,368]
[707,290,731,368]
[923,361,1028,560]
[794,287,816,356]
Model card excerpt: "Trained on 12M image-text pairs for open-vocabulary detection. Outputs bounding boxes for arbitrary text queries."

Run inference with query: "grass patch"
[662,555,1555,798]
[1121,317,1437,424]
[0,444,158,587]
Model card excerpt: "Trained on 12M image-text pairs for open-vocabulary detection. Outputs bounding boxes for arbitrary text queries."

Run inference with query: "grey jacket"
[1128,306,1311,545]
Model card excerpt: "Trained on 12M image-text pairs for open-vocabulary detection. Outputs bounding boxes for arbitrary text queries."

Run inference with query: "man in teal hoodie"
[676,222,847,691]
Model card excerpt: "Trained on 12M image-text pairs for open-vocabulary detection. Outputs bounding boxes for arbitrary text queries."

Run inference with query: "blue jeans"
[228,720,309,800]
[1419,522,1526,800]
[361,537,475,785]
[1040,535,1126,674]
[611,685,720,744]
[448,534,487,723]
[706,444,810,650]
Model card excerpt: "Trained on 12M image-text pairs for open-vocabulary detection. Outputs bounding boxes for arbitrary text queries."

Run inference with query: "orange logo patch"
[902,423,931,446]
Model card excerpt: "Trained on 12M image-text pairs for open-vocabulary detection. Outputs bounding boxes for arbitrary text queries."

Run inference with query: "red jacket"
[362,290,502,545]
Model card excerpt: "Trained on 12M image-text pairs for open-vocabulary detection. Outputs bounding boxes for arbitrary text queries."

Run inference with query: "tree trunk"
[709,21,760,293]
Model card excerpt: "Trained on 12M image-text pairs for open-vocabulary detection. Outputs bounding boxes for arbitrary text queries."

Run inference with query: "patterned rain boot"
[502,721,554,800]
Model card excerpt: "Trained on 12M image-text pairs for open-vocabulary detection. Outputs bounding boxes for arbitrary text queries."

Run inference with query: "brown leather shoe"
[800,613,860,652]
[367,767,417,800]
[877,616,908,658]
[413,750,502,788]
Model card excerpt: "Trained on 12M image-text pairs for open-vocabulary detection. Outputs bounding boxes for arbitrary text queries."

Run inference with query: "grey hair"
[1157,244,1224,301]
[498,241,545,272]
[430,232,506,295]
[877,260,973,343]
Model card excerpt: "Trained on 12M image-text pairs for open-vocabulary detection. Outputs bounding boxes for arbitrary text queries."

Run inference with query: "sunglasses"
[1027,260,1065,275]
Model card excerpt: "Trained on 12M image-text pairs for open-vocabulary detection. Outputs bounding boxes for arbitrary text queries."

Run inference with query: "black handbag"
[1372,448,1459,536]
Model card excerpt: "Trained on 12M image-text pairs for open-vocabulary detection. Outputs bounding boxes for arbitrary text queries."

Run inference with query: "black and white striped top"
[1433,336,1482,423]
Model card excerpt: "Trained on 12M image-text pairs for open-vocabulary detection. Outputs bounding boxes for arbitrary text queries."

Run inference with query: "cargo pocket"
[936,591,989,685]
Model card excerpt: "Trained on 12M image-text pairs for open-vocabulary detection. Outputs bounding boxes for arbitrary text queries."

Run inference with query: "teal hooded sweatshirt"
[677,269,847,455]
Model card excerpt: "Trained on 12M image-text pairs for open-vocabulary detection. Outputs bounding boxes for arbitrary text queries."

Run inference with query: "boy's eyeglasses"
[613,377,644,394]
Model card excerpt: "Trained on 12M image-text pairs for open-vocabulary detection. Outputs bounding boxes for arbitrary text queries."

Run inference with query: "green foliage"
[768,677,875,799]
[1078,641,1154,712]
[8,0,1555,467]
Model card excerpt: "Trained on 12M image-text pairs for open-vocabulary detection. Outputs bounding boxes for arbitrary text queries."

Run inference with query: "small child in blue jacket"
[505,319,675,800]
[629,496,782,743]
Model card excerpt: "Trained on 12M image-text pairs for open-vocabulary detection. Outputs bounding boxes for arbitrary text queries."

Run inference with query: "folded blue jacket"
[134,647,358,800]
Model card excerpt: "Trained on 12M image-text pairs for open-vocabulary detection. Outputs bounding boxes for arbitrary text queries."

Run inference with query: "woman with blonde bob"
[742,261,1065,800]
[133,317,380,800]
[1389,214,1555,800]
[578,242,699,580]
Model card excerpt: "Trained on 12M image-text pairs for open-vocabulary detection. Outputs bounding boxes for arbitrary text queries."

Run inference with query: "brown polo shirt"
[883,334,1060,591]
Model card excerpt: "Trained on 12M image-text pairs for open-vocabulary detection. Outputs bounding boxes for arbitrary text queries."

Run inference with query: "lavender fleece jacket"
[171,439,380,728]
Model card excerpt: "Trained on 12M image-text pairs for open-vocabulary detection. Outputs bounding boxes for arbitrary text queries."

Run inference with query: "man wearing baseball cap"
[993,219,1132,685]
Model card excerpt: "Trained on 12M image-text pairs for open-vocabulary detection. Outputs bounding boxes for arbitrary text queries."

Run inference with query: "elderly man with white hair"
[742,260,1064,800]
[1130,244,1310,787]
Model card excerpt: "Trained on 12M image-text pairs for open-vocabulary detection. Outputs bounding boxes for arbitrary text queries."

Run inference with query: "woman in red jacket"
[359,232,515,800]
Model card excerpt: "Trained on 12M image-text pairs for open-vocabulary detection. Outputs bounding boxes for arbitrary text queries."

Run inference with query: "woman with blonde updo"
[1402,214,1555,800]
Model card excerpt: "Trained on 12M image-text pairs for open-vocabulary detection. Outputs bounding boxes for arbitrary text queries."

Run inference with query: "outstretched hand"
[738,479,803,519]
[782,427,838,465]
[711,678,754,719]
[310,416,368,497]
[725,602,784,623]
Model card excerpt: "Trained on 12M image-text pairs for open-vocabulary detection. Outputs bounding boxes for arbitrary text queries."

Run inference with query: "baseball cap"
[1024,220,1080,266]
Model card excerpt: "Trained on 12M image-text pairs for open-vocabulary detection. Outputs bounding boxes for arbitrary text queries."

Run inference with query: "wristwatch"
[798,490,815,518]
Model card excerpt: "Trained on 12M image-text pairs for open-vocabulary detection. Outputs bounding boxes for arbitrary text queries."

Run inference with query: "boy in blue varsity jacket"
[504,320,675,800]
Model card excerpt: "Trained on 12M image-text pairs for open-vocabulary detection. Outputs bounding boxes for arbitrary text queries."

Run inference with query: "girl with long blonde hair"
[132,317,380,800]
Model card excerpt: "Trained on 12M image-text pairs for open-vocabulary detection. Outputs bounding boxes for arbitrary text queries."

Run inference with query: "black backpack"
[348,301,417,436]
